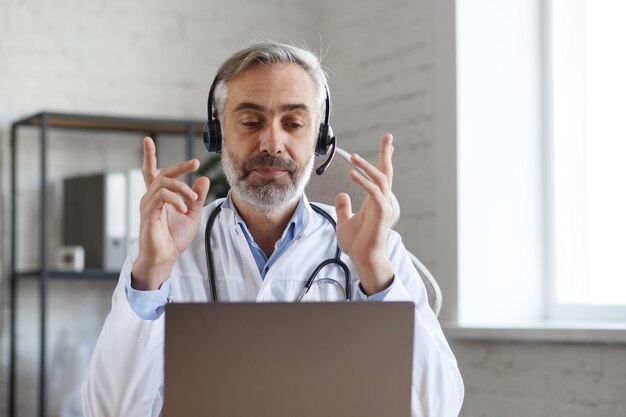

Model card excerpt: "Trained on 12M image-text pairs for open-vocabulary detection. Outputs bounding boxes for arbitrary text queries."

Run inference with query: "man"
[82,42,464,417]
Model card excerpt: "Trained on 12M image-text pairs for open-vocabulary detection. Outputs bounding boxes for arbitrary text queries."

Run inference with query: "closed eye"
[240,120,261,128]
[284,121,304,130]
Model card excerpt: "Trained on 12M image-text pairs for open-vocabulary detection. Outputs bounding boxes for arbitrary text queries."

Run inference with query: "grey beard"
[222,149,314,211]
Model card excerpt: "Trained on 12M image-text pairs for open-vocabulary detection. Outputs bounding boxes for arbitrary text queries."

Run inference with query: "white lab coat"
[82,197,464,417]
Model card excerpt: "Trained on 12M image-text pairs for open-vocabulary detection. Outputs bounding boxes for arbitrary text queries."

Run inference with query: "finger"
[349,169,388,210]
[350,153,390,197]
[149,176,199,203]
[334,192,353,223]
[187,176,211,215]
[142,137,158,188]
[158,158,200,180]
[143,188,189,214]
[377,133,394,188]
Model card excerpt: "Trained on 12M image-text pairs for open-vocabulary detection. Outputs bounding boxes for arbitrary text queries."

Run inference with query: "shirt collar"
[222,193,307,244]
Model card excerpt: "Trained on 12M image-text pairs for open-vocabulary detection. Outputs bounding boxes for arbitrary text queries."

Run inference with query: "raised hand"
[334,134,395,295]
[131,137,210,290]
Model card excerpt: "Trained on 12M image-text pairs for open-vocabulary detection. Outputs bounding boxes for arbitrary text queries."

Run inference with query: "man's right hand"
[131,137,211,291]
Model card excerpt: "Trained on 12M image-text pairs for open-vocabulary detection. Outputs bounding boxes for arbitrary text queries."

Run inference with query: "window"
[549,0,626,320]
[457,0,626,325]
[457,0,544,325]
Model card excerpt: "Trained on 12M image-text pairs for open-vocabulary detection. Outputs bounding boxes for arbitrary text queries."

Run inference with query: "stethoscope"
[205,202,352,302]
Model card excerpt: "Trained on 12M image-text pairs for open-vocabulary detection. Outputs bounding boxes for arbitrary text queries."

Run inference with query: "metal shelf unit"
[9,111,204,417]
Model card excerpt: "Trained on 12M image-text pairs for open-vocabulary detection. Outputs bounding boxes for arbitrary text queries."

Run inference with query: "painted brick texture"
[451,340,626,417]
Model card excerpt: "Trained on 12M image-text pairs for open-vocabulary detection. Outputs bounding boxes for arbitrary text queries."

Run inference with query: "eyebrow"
[233,102,311,114]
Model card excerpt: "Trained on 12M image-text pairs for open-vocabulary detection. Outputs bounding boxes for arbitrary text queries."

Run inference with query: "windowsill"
[442,321,626,345]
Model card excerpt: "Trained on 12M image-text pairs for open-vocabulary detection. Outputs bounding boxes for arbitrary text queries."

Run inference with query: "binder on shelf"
[63,173,128,270]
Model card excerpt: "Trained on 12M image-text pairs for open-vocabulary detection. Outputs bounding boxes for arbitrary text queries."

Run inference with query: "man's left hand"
[334,133,396,296]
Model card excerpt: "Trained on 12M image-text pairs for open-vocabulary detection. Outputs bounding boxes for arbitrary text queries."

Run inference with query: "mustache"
[243,153,296,175]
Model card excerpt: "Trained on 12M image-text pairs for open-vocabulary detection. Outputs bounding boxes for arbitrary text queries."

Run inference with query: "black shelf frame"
[16,270,122,280]
[9,111,204,417]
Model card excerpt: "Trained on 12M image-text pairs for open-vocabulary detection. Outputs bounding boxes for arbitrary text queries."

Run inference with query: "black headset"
[202,74,337,175]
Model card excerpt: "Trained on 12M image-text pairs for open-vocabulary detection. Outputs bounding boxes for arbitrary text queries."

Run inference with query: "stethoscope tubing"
[204,201,351,302]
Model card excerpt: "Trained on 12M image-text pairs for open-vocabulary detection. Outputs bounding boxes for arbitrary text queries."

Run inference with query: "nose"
[259,120,286,155]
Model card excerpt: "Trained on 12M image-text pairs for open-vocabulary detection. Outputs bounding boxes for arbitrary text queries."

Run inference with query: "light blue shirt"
[126,195,390,320]
[222,195,305,279]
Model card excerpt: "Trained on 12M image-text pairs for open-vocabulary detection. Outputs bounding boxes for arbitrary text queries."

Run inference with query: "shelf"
[9,111,205,417]
[16,269,120,280]
[12,111,205,135]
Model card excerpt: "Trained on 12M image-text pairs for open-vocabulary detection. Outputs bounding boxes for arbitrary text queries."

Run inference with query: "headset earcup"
[316,124,331,156]
[203,120,223,153]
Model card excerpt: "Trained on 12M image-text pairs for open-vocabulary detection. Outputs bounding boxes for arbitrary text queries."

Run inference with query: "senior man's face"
[221,62,318,210]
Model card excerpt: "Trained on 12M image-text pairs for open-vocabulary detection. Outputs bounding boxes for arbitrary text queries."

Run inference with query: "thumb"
[334,192,352,224]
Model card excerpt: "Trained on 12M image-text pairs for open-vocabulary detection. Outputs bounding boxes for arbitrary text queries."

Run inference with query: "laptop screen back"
[164,302,414,417]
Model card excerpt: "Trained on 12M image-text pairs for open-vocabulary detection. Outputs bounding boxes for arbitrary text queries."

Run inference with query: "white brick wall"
[451,340,626,417]
[318,0,446,298]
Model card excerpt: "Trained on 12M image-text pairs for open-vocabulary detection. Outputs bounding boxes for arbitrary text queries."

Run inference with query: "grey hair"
[212,42,328,126]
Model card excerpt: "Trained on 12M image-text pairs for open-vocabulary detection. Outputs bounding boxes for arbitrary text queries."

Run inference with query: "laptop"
[163,302,414,417]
